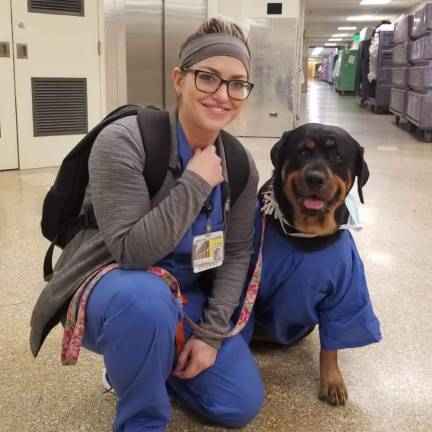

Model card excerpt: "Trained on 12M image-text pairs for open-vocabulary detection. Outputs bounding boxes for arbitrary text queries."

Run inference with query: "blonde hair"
[180,17,250,58]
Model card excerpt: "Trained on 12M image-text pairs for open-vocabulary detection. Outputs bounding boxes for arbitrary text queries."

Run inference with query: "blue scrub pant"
[82,269,264,432]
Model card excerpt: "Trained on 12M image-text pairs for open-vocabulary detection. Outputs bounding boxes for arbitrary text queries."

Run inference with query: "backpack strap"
[220,130,250,207]
[136,110,250,205]
[136,108,172,199]
[102,104,140,121]
[43,105,140,282]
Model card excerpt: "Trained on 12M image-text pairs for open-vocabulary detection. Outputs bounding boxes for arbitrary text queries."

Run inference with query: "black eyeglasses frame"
[181,68,254,101]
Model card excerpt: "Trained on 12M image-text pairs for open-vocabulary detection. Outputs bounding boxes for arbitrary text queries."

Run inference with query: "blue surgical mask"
[340,192,362,232]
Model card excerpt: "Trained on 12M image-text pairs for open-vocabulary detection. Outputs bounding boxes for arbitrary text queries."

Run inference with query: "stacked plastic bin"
[320,54,336,84]
[321,56,334,84]
[390,15,413,121]
[407,3,432,142]
[367,29,395,112]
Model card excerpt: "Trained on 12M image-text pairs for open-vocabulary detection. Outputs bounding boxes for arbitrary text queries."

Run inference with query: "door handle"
[0,41,11,58]
[17,43,28,59]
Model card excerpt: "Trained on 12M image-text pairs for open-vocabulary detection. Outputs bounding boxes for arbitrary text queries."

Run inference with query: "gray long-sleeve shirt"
[30,110,258,355]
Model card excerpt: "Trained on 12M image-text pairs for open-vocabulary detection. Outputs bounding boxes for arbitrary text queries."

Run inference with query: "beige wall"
[208,0,300,19]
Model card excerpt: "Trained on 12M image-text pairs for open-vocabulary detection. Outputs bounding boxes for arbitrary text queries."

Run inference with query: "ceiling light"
[346,15,390,21]
[360,0,392,4]
[325,43,337,46]
[311,47,324,56]
[332,33,350,37]
[329,38,343,41]
[338,26,357,30]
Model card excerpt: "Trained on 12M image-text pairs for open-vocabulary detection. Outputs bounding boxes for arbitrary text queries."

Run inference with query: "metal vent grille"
[32,78,88,137]
[227,18,297,137]
[28,0,84,16]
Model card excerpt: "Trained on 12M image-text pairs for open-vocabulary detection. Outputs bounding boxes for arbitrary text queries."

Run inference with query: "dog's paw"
[319,369,348,406]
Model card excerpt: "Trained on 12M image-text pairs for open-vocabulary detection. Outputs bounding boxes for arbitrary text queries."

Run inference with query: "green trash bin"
[335,49,359,93]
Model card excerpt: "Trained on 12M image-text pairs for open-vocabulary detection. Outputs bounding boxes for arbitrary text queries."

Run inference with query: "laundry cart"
[335,49,359,94]
[406,30,432,141]
[390,14,413,121]
[393,3,432,142]
[406,66,432,142]
[367,28,395,113]
[321,55,335,84]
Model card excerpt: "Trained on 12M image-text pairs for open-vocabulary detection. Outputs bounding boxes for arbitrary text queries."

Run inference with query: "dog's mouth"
[293,182,339,215]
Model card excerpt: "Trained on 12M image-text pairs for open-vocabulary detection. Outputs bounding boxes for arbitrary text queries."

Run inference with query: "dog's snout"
[304,170,327,189]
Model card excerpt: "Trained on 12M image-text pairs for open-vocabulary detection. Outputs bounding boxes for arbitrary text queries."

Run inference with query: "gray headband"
[180,33,250,74]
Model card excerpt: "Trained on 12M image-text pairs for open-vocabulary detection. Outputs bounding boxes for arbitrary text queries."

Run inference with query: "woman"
[30,18,264,431]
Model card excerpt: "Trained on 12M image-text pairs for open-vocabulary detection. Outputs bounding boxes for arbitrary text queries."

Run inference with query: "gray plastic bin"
[393,42,411,65]
[409,35,432,63]
[406,90,432,129]
[390,88,407,115]
[411,3,432,39]
[408,64,432,90]
[394,15,414,43]
[392,67,409,88]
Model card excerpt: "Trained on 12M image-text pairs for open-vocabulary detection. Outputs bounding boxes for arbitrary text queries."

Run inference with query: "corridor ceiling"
[305,0,423,46]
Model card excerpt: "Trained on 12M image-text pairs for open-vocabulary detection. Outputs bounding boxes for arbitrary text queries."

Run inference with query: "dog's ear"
[270,133,285,167]
[355,146,369,204]
[271,130,294,168]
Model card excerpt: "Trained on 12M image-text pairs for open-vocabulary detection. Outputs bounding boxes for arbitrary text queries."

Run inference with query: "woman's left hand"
[172,336,217,379]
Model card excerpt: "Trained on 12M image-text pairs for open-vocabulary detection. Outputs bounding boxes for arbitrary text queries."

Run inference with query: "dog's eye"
[299,148,309,156]
[333,151,343,162]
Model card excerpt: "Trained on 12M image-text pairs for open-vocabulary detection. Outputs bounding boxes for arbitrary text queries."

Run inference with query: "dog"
[244,123,381,406]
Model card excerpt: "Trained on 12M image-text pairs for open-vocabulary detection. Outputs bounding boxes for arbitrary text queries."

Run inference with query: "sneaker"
[102,367,116,394]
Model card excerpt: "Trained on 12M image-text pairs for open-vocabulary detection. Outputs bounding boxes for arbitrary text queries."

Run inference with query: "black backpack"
[41,105,250,281]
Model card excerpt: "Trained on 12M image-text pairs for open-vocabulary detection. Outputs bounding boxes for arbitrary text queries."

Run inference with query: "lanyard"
[61,216,267,365]
[201,199,214,233]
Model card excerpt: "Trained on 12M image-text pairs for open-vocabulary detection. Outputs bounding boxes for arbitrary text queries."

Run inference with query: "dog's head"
[270,123,369,237]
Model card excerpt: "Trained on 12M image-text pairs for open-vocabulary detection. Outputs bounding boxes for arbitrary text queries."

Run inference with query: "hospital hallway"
[1,79,432,432]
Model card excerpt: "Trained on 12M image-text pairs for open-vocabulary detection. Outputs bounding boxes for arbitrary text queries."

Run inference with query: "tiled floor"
[1,80,431,431]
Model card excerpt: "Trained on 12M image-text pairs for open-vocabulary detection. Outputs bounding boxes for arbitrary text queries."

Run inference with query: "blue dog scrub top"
[251,206,382,351]
[156,122,224,289]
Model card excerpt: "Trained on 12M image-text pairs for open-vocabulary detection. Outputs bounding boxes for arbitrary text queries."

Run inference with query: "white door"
[0,0,19,170]
[11,0,101,169]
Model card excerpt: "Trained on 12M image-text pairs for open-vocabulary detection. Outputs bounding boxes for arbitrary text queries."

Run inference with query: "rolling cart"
[335,49,359,94]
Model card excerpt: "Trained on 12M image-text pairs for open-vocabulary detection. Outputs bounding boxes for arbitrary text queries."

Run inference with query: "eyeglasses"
[181,68,254,101]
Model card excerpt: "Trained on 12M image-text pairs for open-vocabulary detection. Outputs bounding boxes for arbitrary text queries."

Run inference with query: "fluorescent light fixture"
[346,15,390,21]
[332,33,350,37]
[311,47,324,56]
[329,38,343,41]
[338,26,357,30]
[360,0,392,4]
[325,43,337,46]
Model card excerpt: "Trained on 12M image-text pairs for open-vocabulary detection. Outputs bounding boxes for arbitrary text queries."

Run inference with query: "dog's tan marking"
[283,170,348,236]
[281,160,290,182]
[346,170,353,192]
[325,139,336,148]
[306,140,316,150]
[319,349,348,406]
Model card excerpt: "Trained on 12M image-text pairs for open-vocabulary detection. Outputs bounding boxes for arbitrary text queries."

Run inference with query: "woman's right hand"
[186,145,224,188]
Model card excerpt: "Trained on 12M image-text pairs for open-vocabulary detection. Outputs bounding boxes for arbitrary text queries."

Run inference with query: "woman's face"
[173,55,248,134]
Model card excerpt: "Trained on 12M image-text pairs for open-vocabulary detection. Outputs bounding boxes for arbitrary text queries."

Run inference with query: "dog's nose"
[304,170,327,189]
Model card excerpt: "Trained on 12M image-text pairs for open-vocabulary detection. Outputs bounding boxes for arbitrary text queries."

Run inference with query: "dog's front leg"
[319,349,348,406]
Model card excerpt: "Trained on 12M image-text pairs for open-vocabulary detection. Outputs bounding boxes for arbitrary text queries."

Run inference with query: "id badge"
[192,231,224,273]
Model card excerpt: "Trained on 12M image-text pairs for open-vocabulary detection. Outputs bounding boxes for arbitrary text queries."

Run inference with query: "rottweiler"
[243,123,381,406]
